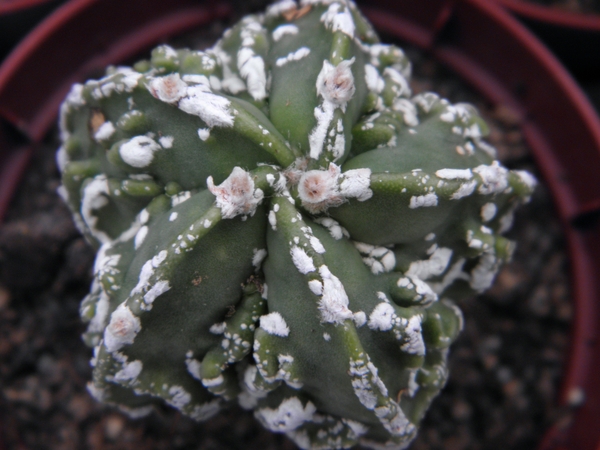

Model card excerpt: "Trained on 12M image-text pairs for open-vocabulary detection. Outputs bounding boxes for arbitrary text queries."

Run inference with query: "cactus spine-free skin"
[57,0,536,448]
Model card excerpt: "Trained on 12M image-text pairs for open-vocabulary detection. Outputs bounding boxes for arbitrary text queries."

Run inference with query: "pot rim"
[1,0,600,448]
[493,0,600,29]
[0,0,59,15]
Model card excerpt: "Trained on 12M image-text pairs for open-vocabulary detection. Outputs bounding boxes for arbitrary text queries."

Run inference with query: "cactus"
[56,0,536,448]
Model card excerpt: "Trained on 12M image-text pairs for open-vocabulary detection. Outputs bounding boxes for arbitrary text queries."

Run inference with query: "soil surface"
[0,5,574,450]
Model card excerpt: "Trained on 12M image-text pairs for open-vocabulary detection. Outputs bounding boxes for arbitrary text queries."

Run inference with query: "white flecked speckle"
[409,193,438,209]
[266,0,297,17]
[198,128,210,141]
[171,191,191,207]
[320,2,355,37]
[185,356,203,380]
[308,279,323,295]
[407,247,453,280]
[134,225,148,249]
[268,210,277,230]
[435,168,473,180]
[368,302,395,331]
[400,315,425,356]
[481,202,497,222]
[159,135,174,148]
[81,175,111,244]
[143,280,171,305]
[314,217,348,240]
[114,358,143,383]
[353,311,367,327]
[275,47,311,67]
[309,236,326,254]
[178,85,234,128]
[119,136,161,168]
[237,48,267,101]
[260,312,290,337]
[252,248,267,270]
[256,397,316,432]
[272,24,299,41]
[451,180,478,200]
[104,303,141,353]
[290,246,316,274]
[94,121,116,142]
[473,162,508,195]
[340,168,372,201]
[318,265,353,324]
[167,386,191,409]
[515,170,537,191]
[364,64,384,93]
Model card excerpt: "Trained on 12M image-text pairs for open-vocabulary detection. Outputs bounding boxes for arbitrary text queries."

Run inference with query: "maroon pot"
[1,1,599,448]
[492,0,600,80]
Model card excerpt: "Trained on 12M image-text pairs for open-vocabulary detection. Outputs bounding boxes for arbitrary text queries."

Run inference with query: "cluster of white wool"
[409,193,438,209]
[353,242,396,275]
[148,72,234,128]
[310,59,355,160]
[396,275,438,305]
[348,356,389,412]
[297,163,372,213]
[317,265,354,324]
[272,23,299,41]
[104,303,141,353]
[88,67,143,101]
[320,1,356,37]
[256,397,317,432]
[207,167,264,219]
[236,19,268,101]
[111,352,143,385]
[259,312,290,337]
[80,175,111,244]
[130,250,169,305]
[275,47,311,67]
[93,121,115,142]
[118,135,161,168]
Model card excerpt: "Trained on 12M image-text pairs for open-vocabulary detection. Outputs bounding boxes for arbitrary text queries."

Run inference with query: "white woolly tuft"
[207,167,264,219]
[260,312,290,337]
[104,303,141,353]
[318,265,353,324]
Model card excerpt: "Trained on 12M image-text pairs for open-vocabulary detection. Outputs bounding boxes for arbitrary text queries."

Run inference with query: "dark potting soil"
[0,11,574,450]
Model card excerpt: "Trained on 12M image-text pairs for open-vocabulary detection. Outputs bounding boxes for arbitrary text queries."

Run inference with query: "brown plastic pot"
[1,0,600,448]
[492,0,600,80]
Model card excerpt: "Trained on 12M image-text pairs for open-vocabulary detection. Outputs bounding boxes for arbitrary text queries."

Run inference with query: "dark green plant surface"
[56,1,535,448]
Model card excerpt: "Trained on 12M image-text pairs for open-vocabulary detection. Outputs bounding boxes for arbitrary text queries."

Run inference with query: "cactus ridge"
[57,0,536,448]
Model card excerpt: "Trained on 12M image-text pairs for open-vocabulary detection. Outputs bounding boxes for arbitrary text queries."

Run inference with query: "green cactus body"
[57,0,536,448]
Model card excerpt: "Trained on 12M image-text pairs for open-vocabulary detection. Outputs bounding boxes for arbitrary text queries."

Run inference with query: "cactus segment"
[57,0,536,448]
